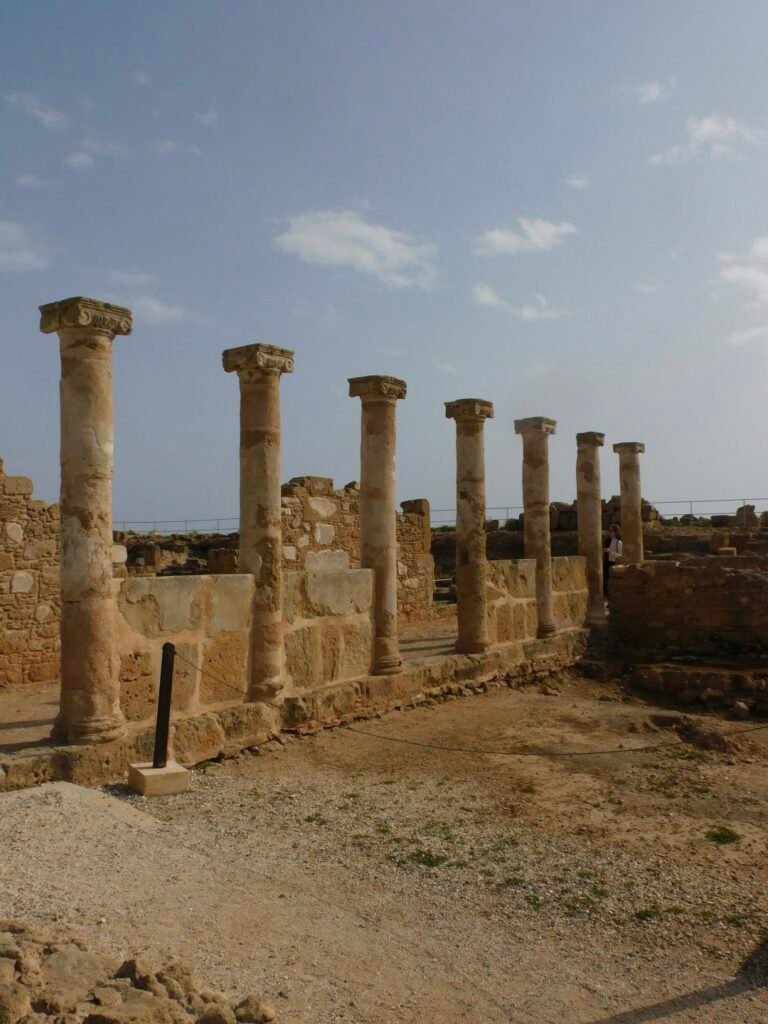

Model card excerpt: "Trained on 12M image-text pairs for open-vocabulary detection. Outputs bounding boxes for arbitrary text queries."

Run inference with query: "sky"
[2,0,768,528]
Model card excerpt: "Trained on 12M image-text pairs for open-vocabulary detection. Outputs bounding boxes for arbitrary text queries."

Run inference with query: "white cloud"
[719,237,768,306]
[0,221,50,271]
[16,174,51,188]
[196,110,218,125]
[130,296,201,326]
[728,325,768,348]
[108,269,157,288]
[132,70,151,86]
[433,359,458,375]
[83,137,129,159]
[152,139,202,156]
[472,283,510,309]
[474,218,577,256]
[632,78,676,106]
[275,210,436,289]
[472,284,562,321]
[5,91,66,129]
[649,113,765,165]
[65,151,94,170]
[633,282,662,294]
[565,175,590,189]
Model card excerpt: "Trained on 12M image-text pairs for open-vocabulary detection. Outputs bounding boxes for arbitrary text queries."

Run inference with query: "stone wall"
[486,555,588,643]
[610,561,768,657]
[0,460,60,688]
[113,568,374,727]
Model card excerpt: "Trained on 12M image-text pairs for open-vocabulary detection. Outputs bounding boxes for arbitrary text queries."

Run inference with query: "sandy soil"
[1,672,767,1023]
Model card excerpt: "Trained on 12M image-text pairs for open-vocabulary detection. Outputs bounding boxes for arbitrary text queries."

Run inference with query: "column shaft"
[576,432,606,626]
[515,418,557,638]
[224,344,294,700]
[40,297,132,744]
[446,400,493,653]
[349,376,406,675]
[613,443,645,563]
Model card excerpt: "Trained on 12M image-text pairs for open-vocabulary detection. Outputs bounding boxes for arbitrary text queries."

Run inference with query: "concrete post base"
[128,761,190,797]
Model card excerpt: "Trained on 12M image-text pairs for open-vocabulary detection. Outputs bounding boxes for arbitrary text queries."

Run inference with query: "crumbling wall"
[0,460,60,687]
[610,561,768,656]
[486,555,588,643]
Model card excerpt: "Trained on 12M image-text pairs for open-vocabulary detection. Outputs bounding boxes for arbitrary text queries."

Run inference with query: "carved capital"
[348,375,407,401]
[514,416,557,437]
[39,297,132,338]
[222,343,295,383]
[445,398,494,422]
[613,441,645,455]
[576,431,605,447]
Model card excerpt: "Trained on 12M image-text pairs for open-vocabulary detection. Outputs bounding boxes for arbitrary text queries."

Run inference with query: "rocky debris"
[0,922,278,1024]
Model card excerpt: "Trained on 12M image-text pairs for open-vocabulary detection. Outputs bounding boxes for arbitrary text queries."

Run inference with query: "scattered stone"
[732,701,751,719]
[0,982,31,1024]
[235,993,276,1022]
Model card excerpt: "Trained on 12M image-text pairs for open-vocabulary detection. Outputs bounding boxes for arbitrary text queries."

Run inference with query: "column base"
[455,639,491,655]
[372,637,402,675]
[372,658,403,676]
[52,712,127,746]
[536,623,557,639]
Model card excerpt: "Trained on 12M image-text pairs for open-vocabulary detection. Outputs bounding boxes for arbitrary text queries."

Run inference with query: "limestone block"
[170,641,199,711]
[304,496,337,521]
[201,634,247,704]
[304,550,349,572]
[112,543,128,565]
[172,713,227,764]
[313,523,335,546]
[10,571,34,594]
[296,534,309,549]
[117,577,202,636]
[322,625,344,681]
[304,569,373,618]
[285,623,322,687]
[34,603,53,622]
[341,618,373,678]
[496,602,515,643]
[282,545,297,560]
[210,574,253,634]
[1,475,33,496]
[282,571,304,624]
[5,523,22,544]
[128,761,190,797]
[119,650,156,722]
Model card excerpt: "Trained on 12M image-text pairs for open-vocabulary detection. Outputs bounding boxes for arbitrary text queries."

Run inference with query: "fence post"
[152,642,175,769]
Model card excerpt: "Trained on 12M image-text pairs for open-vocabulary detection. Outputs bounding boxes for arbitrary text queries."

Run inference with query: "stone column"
[39,296,132,744]
[613,442,645,564]
[348,375,406,675]
[223,344,294,700]
[576,432,606,626]
[445,399,494,653]
[514,417,557,638]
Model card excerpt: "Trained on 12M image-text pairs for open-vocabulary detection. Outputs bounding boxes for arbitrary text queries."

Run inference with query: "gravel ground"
[1,673,767,1023]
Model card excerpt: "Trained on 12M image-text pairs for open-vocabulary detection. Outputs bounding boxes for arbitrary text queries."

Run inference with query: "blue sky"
[2,0,768,525]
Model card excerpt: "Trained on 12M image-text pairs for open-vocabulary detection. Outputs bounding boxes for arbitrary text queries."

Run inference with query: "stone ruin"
[2,292,767,789]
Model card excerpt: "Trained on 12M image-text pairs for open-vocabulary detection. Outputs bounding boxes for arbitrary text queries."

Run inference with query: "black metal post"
[152,642,175,769]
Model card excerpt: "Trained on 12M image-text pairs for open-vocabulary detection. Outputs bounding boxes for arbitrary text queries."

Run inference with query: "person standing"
[603,524,622,597]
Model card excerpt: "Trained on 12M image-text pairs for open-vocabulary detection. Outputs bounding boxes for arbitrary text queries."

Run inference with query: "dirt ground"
[2,671,768,1023]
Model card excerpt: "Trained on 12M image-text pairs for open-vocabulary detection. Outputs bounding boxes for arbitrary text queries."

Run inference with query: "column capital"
[613,441,645,455]
[348,375,407,401]
[445,398,494,422]
[514,416,556,437]
[577,431,605,447]
[222,343,295,381]
[39,297,132,338]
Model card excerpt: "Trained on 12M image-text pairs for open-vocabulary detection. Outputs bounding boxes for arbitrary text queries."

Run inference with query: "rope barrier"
[172,650,768,761]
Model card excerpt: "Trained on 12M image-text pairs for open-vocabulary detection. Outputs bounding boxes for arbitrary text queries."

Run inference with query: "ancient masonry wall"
[0,461,60,687]
[486,556,588,644]
[113,568,374,727]
[610,561,768,657]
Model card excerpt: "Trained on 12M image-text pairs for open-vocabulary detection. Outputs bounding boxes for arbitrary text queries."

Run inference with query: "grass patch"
[408,848,448,868]
[635,905,662,922]
[304,812,327,825]
[424,821,456,843]
[705,825,741,845]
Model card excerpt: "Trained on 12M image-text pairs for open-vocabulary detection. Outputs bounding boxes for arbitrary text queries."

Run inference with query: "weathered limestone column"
[576,432,606,626]
[39,297,132,744]
[445,399,494,653]
[613,442,645,564]
[514,417,557,638]
[348,375,406,675]
[223,344,294,699]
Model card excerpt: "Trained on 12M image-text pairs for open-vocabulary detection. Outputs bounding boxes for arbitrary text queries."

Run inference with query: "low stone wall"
[486,555,588,642]
[113,568,375,727]
[610,561,768,657]
[0,461,60,688]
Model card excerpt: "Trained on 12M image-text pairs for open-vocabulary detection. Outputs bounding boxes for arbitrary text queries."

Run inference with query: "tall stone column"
[39,296,132,744]
[223,344,294,700]
[576,431,606,626]
[613,442,645,564]
[348,375,406,675]
[514,417,557,638]
[445,399,494,653]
